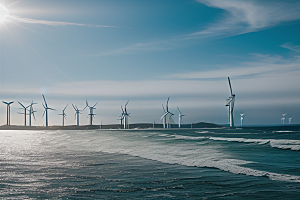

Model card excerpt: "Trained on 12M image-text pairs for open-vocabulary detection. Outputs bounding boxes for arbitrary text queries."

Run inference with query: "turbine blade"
[228,77,233,96]
[42,110,45,118]
[161,112,168,120]
[166,97,170,112]
[63,104,68,111]
[18,101,25,109]
[162,104,165,112]
[42,94,48,108]
[92,102,98,108]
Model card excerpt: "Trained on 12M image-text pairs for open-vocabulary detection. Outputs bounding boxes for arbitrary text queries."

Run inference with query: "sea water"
[0,127,299,199]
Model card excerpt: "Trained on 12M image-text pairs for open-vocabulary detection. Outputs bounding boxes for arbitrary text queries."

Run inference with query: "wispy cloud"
[88,41,173,57]
[165,54,300,80]
[8,15,118,28]
[189,0,300,38]
[281,42,300,53]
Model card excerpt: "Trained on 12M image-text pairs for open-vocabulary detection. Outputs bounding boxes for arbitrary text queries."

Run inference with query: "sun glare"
[0,3,9,24]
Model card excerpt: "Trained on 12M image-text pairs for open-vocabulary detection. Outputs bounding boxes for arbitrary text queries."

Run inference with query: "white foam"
[65,131,300,183]
[192,136,300,151]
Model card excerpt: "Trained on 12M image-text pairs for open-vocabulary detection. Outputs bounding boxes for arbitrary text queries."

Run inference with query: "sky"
[0,0,300,126]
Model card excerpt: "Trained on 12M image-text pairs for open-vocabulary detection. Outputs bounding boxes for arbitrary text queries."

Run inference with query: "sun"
[0,3,9,24]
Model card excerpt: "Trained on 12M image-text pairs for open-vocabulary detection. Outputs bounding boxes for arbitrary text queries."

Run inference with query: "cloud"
[281,43,300,53]
[87,41,175,57]
[166,54,300,80]
[190,0,300,38]
[8,15,118,28]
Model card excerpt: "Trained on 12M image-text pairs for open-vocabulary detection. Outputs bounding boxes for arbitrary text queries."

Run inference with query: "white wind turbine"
[29,101,37,126]
[118,106,125,126]
[18,102,30,126]
[42,94,56,127]
[240,113,244,126]
[72,104,86,126]
[161,104,167,128]
[281,113,287,124]
[2,101,14,125]
[226,77,235,127]
[177,107,185,128]
[58,104,68,126]
[161,97,174,129]
[123,101,130,129]
[289,117,292,124]
[86,100,98,125]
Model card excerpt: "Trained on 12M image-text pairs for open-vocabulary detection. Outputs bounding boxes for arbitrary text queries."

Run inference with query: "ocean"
[0,127,299,199]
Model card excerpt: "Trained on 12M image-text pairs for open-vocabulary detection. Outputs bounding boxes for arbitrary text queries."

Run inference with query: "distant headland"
[0,122,222,130]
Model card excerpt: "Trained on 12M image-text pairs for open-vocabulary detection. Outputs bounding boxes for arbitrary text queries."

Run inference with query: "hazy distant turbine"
[177,107,185,128]
[281,113,287,124]
[226,77,235,127]
[289,117,292,124]
[240,113,244,126]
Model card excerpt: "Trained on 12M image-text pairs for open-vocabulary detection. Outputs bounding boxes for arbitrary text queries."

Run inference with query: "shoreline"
[0,122,222,130]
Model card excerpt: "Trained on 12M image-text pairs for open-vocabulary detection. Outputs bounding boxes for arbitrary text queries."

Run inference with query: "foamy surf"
[75,131,300,183]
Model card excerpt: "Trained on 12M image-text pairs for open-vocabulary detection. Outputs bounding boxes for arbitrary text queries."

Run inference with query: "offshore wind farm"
[0,0,300,199]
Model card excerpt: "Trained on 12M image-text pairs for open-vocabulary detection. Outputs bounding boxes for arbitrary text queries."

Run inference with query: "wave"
[67,130,300,183]
[175,134,300,151]
[207,137,300,151]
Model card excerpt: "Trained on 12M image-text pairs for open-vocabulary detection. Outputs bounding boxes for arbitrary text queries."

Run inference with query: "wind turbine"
[118,106,125,126]
[177,107,185,128]
[2,101,14,125]
[86,100,98,125]
[168,113,174,128]
[161,97,174,129]
[281,113,287,124]
[42,94,55,127]
[28,101,37,126]
[123,101,130,129]
[72,103,86,126]
[226,77,235,127]
[289,117,293,124]
[58,104,68,126]
[240,113,244,126]
[18,102,30,126]
[161,104,167,128]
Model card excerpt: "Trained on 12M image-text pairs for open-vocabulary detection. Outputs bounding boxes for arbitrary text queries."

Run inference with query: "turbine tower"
[42,94,55,127]
[226,77,235,127]
[123,101,130,129]
[18,102,30,126]
[72,104,86,126]
[29,101,37,126]
[240,113,244,126]
[177,107,185,128]
[58,104,68,126]
[2,101,14,125]
[281,113,287,124]
[86,100,98,126]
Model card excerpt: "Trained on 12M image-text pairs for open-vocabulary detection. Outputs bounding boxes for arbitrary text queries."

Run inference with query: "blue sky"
[0,0,300,126]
